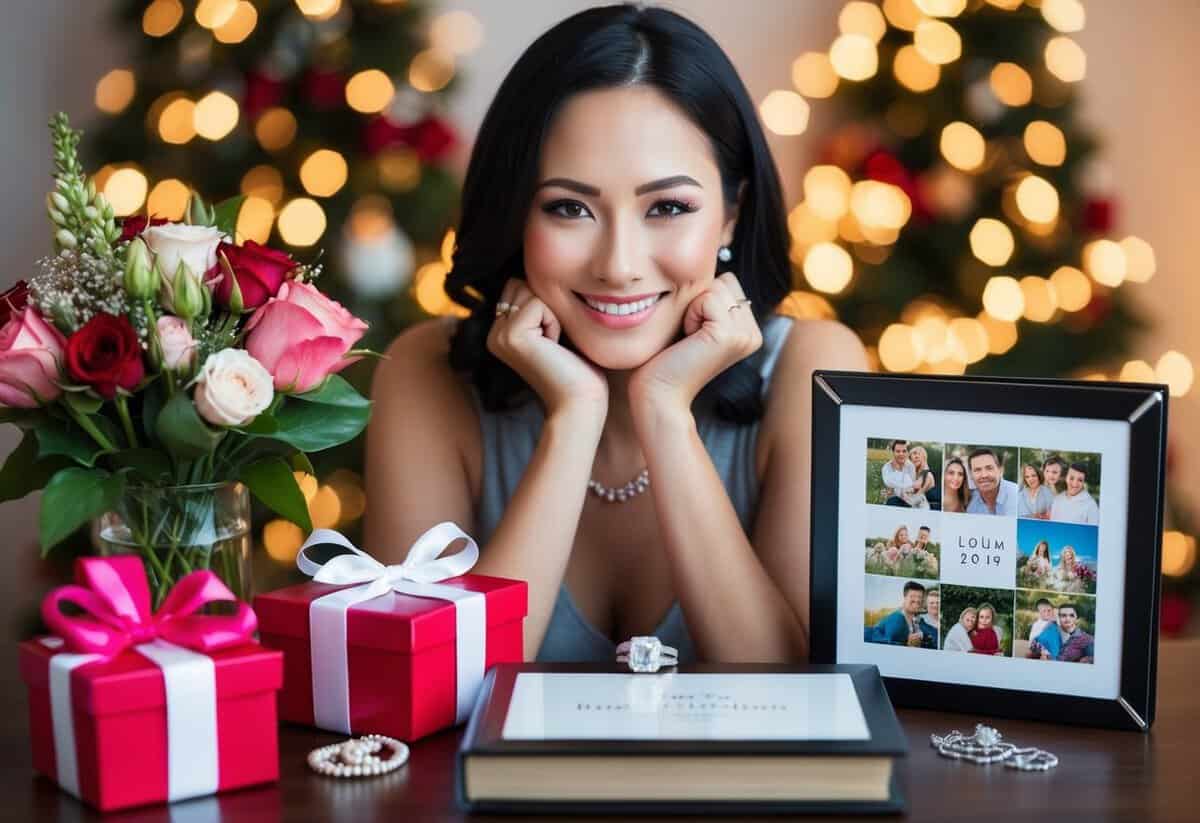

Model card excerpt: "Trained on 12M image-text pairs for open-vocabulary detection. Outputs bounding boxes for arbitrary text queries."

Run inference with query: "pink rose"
[156,315,197,372]
[0,308,67,407]
[244,281,368,393]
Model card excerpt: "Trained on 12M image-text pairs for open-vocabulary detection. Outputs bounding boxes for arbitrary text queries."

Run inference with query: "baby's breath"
[31,248,128,333]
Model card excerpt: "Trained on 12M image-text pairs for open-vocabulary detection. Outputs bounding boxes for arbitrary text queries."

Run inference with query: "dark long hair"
[444,3,791,421]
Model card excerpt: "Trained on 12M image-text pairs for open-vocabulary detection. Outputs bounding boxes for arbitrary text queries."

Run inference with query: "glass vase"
[95,482,252,609]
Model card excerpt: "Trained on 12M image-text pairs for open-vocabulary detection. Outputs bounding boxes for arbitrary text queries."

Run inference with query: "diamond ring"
[728,298,751,313]
[616,635,679,673]
[494,301,514,318]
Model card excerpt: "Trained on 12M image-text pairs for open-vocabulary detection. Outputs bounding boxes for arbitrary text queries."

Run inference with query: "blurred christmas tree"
[84,0,477,560]
[772,0,1196,630]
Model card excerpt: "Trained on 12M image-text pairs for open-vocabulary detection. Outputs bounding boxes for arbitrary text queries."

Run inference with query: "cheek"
[523,221,591,290]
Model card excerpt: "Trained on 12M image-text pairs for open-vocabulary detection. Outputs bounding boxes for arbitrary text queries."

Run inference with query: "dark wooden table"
[6,637,1194,822]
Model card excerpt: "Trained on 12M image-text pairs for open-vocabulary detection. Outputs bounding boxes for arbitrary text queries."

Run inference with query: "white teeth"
[583,294,661,315]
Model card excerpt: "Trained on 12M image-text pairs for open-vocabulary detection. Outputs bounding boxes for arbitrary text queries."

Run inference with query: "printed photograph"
[942,444,1019,516]
[1013,591,1096,664]
[863,576,939,650]
[1017,448,1102,525]
[864,506,941,579]
[865,438,945,510]
[939,585,1016,656]
[1016,519,1098,594]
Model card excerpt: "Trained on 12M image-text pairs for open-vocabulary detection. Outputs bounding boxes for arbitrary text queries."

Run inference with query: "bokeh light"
[1119,359,1156,383]
[299,148,349,197]
[990,62,1033,106]
[915,0,966,16]
[430,10,484,55]
[263,519,304,564]
[1042,0,1086,33]
[777,290,837,321]
[277,198,327,247]
[1024,120,1067,166]
[1162,531,1197,578]
[977,311,1018,355]
[409,49,455,93]
[103,167,149,217]
[158,97,196,144]
[948,317,989,363]
[1020,276,1059,322]
[883,0,923,31]
[850,181,911,231]
[310,485,342,529]
[803,242,854,294]
[879,324,922,372]
[1083,239,1127,287]
[193,91,239,140]
[345,69,395,113]
[982,276,1025,322]
[214,1,257,44]
[296,0,341,20]
[240,165,284,205]
[803,165,853,221]
[969,218,1015,266]
[414,261,470,317]
[194,0,238,30]
[1049,266,1092,311]
[914,20,962,65]
[1015,175,1060,224]
[1120,236,1157,283]
[759,90,810,136]
[95,69,136,115]
[838,2,887,43]
[893,45,940,93]
[792,52,839,98]
[255,107,298,151]
[829,34,878,81]
[146,178,190,221]
[1045,36,1086,82]
[1156,351,1195,397]
[143,0,183,37]
[940,121,985,171]
[236,196,275,244]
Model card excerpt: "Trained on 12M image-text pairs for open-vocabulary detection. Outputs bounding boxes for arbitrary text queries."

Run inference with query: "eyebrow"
[535,175,702,196]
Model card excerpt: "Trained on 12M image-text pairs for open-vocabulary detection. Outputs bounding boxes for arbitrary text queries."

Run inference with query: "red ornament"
[1082,293,1112,325]
[1161,592,1193,637]
[1082,197,1115,234]
[301,68,346,110]
[243,71,286,121]
[363,115,457,162]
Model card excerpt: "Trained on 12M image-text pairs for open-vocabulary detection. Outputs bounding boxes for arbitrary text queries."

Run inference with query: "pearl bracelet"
[307,734,410,778]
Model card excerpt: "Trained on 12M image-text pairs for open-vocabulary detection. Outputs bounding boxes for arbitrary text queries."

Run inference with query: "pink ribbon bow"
[41,556,257,658]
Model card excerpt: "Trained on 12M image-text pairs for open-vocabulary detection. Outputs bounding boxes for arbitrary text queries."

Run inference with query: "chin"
[570,333,664,371]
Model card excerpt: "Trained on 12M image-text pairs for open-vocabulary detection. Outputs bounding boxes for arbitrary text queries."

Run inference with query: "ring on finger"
[495,301,513,318]
[728,298,752,313]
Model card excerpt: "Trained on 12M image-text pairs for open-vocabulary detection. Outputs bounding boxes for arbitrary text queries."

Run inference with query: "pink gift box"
[19,637,283,812]
[254,573,526,741]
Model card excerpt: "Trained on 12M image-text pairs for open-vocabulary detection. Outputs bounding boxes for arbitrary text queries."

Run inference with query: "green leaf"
[62,391,102,416]
[264,402,370,453]
[293,374,371,408]
[212,195,246,237]
[110,448,173,484]
[239,457,312,532]
[290,451,315,476]
[156,391,223,460]
[141,380,166,445]
[39,467,126,555]
[35,416,109,467]
[238,414,278,435]
[0,431,71,503]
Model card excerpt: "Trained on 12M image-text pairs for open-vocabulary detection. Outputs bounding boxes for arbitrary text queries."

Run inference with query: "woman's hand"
[628,272,762,418]
[487,278,608,421]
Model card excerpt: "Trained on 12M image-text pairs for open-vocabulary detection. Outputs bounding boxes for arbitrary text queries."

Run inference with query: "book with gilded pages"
[456,662,907,815]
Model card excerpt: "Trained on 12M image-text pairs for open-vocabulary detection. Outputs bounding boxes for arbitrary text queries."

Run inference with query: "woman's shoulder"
[376,319,481,439]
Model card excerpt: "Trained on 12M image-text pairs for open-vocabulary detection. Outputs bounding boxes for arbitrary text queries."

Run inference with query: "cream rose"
[144,223,223,281]
[193,348,274,427]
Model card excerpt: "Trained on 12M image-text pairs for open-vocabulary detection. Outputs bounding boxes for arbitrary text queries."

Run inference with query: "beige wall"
[0,1,1196,529]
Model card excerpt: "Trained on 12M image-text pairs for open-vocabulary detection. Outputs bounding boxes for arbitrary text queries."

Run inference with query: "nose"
[591,212,643,285]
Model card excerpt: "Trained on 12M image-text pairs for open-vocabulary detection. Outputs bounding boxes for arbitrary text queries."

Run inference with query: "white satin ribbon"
[41,636,220,802]
[297,523,486,734]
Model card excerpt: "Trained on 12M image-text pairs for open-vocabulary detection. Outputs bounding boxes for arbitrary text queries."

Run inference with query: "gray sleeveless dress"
[470,315,795,662]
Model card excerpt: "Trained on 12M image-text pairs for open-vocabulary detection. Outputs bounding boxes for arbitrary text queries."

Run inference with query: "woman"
[941,457,970,513]
[902,446,936,510]
[1028,540,1052,577]
[943,607,977,652]
[968,604,1004,655]
[365,5,867,664]
[1054,546,1083,592]
[889,525,913,557]
[1018,463,1054,520]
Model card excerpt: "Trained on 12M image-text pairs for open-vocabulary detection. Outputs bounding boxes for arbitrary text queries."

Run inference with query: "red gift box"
[254,571,526,741]
[19,639,282,812]
[19,555,282,812]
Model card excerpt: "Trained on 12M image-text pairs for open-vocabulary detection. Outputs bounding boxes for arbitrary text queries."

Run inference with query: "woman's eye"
[648,199,696,218]
[544,200,591,219]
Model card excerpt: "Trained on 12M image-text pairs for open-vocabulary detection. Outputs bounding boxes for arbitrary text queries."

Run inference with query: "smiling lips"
[575,291,665,329]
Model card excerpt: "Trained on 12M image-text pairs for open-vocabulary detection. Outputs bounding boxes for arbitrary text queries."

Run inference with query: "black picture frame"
[809,370,1167,732]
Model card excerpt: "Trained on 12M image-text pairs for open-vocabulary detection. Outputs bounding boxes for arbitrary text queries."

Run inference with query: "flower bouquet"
[0,114,373,605]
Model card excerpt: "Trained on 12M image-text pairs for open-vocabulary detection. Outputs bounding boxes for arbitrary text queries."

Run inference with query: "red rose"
[215,241,298,310]
[0,280,30,328]
[66,313,145,399]
[118,215,169,244]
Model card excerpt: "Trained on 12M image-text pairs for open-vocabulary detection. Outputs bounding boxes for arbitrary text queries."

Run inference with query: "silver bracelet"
[930,724,1058,771]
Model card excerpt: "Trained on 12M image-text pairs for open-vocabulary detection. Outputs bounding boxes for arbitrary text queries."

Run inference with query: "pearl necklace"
[588,468,650,503]
[307,735,409,778]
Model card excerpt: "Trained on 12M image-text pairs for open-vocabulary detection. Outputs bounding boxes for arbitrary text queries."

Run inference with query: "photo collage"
[862,438,1101,665]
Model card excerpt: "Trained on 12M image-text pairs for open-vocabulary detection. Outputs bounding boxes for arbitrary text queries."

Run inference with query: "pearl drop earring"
[717,246,732,263]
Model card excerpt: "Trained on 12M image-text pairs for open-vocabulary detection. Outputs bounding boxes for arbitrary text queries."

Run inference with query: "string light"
[1015,175,1060,224]
[829,34,878,81]
[143,0,183,37]
[157,97,196,144]
[240,165,284,205]
[1020,276,1059,322]
[803,165,852,220]
[893,45,940,93]
[300,149,349,197]
[194,0,238,30]
[878,324,923,372]
[1049,266,1092,311]
[146,179,190,221]
[214,1,257,44]
[792,52,839,98]
[990,62,1033,106]
[803,242,854,294]
[914,20,962,65]
[1024,120,1067,166]
[838,2,887,43]
[1119,360,1156,382]
[982,276,1024,322]
[409,49,456,92]
[255,107,298,151]
[345,69,395,113]
[1083,239,1127,287]
[1042,0,1086,33]
[940,121,985,171]
[969,218,1015,266]
[103,168,149,217]
[277,198,327,246]
[759,90,810,136]
[430,10,484,55]
[1162,531,1197,578]
[1156,351,1195,397]
[193,91,239,140]
[1119,236,1157,283]
[1045,36,1086,82]
[236,196,275,244]
[882,0,923,31]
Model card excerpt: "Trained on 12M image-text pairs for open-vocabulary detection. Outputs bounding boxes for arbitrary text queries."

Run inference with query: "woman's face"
[911,447,926,469]
[963,611,977,630]
[1023,465,1039,488]
[523,85,737,370]
[896,527,909,545]
[978,608,994,629]
[946,462,964,490]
